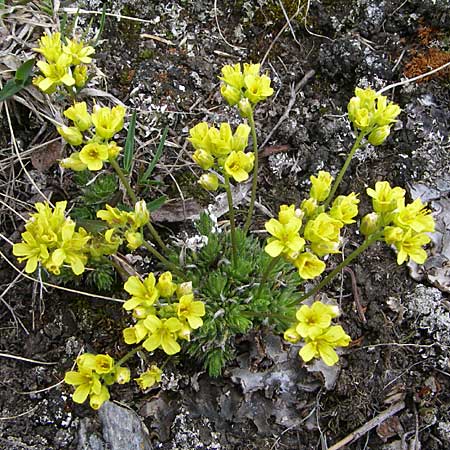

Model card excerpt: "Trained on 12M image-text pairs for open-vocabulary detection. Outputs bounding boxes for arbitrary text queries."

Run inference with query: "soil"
[1,0,450,449]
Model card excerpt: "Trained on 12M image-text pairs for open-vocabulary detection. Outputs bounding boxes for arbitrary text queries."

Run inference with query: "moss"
[138,48,155,61]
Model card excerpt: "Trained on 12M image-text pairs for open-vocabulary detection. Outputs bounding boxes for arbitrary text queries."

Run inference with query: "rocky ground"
[1,0,450,449]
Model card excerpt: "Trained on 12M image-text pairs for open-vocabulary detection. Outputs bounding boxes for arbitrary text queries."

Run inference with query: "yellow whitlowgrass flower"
[264,216,305,258]
[231,123,251,152]
[385,227,431,265]
[367,125,390,146]
[198,173,219,191]
[135,365,162,390]
[115,367,131,384]
[142,315,182,355]
[64,369,102,405]
[243,73,274,104]
[208,123,233,158]
[33,32,62,63]
[63,37,95,65]
[193,149,215,170]
[89,385,110,410]
[329,193,360,225]
[366,181,405,214]
[57,125,83,146]
[123,274,159,311]
[64,102,92,131]
[60,152,88,171]
[125,230,144,250]
[36,53,75,92]
[295,301,339,339]
[79,142,109,171]
[12,231,49,273]
[221,84,242,106]
[293,252,326,280]
[156,272,177,297]
[224,151,254,182]
[310,171,333,202]
[301,197,318,218]
[304,213,342,245]
[91,105,126,140]
[220,63,245,90]
[393,198,435,233]
[73,64,89,88]
[177,294,206,329]
[94,354,115,374]
[278,204,302,225]
[299,325,351,366]
[188,122,212,152]
[97,204,129,227]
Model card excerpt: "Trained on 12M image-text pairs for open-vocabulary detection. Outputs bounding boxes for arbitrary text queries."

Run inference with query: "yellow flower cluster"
[96,200,150,250]
[362,181,435,264]
[59,102,126,171]
[264,171,359,280]
[33,32,94,94]
[122,272,205,356]
[284,301,351,366]
[12,201,90,275]
[188,121,254,187]
[219,63,274,115]
[347,87,401,146]
[64,353,130,409]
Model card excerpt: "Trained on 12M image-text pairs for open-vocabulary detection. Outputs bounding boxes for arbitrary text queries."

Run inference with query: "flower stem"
[323,130,366,210]
[243,108,258,234]
[223,172,237,265]
[109,158,169,253]
[297,231,383,303]
[141,239,184,277]
[256,255,281,298]
[116,345,143,367]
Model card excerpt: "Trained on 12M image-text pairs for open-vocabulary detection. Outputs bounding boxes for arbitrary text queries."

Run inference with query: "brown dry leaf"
[31,141,63,171]
[376,416,404,442]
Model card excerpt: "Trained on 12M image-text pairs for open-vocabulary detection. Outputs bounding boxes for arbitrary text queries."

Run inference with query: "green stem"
[297,231,383,303]
[109,158,169,253]
[243,109,258,234]
[141,239,183,277]
[116,345,142,367]
[323,130,366,210]
[223,172,237,265]
[256,255,281,298]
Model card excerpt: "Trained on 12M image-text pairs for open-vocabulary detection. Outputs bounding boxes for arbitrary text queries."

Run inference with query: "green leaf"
[15,58,35,81]
[75,219,109,234]
[147,195,167,212]
[123,110,136,173]
[140,127,168,183]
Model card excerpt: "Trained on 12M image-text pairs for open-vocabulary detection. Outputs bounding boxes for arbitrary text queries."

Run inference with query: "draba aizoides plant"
[11,32,435,409]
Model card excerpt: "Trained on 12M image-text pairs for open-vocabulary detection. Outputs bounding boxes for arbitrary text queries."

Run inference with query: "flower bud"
[60,152,88,171]
[125,231,144,250]
[177,281,192,298]
[107,141,121,159]
[284,327,300,343]
[360,212,380,236]
[198,173,219,191]
[368,125,390,146]
[73,64,88,88]
[156,271,177,297]
[192,149,214,170]
[115,366,131,384]
[301,197,317,217]
[238,98,253,118]
[133,200,150,228]
[57,125,83,146]
[220,84,242,106]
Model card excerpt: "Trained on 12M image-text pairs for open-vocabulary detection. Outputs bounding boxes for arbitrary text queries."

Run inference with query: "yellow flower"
[156,271,177,297]
[64,102,92,131]
[177,294,206,329]
[220,63,245,90]
[79,142,109,171]
[97,205,129,227]
[198,173,219,191]
[123,322,149,344]
[221,84,242,106]
[366,181,405,213]
[125,230,143,250]
[33,32,62,63]
[244,73,274,104]
[36,53,75,92]
[123,274,160,311]
[89,385,110,410]
[295,301,339,338]
[135,365,162,390]
[63,37,95,65]
[231,124,251,152]
[278,204,300,224]
[264,216,304,258]
[94,354,115,374]
[57,125,83,146]
[64,370,102,404]
[208,123,233,158]
[329,193,359,224]
[389,228,431,265]
[292,252,326,280]
[393,198,435,233]
[91,105,126,140]
[188,122,213,152]
[310,171,333,202]
[304,213,342,257]
[301,198,318,218]
[193,149,215,170]
[73,64,88,88]
[299,325,351,366]
[12,231,49,273]
[224,151,255,182]
[142,315,182,355]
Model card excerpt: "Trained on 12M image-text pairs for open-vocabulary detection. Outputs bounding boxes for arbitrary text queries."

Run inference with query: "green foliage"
[71,171,119,220]
[0,59,35,102]
[86,257,116,291]
[179,213,299,376]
